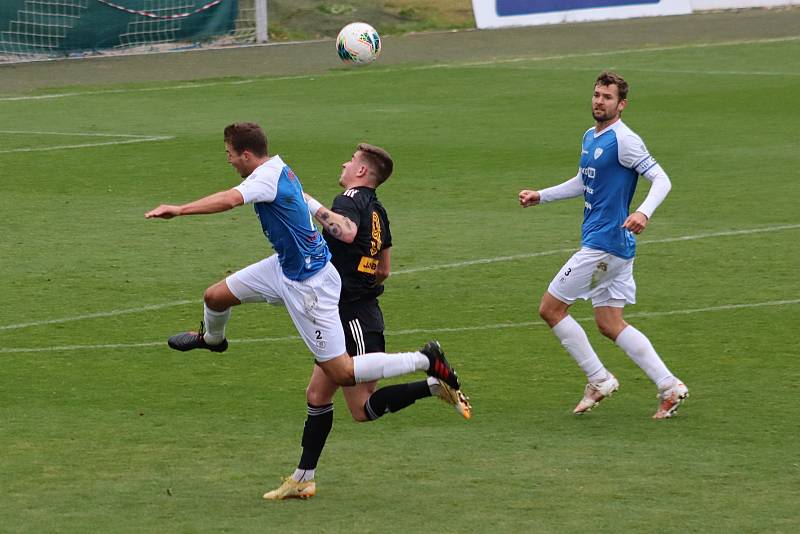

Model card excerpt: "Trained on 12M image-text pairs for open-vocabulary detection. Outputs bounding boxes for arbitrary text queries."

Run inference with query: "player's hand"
[519,189,541,207]
[145,204,181,219]
[622,211,648,234]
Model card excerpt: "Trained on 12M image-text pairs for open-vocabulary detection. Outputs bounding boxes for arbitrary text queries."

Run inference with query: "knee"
[538,304,552,323]
[203,286,223,309]
[596,320,624,340]
[305,386,333,407]
[350,408,370,423]
[539,302,564,327]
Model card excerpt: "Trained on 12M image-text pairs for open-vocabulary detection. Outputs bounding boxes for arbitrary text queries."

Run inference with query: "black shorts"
[339,298,385,355]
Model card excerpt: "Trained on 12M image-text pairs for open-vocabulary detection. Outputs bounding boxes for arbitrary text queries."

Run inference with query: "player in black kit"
[263,144,471,500]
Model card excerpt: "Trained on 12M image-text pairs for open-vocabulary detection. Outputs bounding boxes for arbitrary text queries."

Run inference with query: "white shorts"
[547,248,637,308]
[225,255,347,361]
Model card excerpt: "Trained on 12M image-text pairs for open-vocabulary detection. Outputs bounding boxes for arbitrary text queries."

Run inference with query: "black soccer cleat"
[167,322,228,353]
[421,340,461,390]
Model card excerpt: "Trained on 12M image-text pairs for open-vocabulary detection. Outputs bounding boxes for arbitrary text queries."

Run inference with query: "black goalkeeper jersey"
[323,186,392,304]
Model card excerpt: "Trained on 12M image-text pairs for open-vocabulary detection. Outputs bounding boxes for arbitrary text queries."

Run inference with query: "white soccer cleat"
[573,373,620,414]
[653,381,689,420]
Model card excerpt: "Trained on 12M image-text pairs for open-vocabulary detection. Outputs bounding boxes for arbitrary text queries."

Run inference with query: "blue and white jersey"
[234,155,331,281]
[578,120,657,259]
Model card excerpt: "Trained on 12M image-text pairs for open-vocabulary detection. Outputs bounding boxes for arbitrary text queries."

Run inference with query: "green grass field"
[1,9,799,533]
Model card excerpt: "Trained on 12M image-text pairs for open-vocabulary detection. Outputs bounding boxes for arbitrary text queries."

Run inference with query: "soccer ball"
[336,22,381,65]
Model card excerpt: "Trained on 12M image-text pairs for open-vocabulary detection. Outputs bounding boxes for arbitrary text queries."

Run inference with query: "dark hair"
[357,143,393,184]
[223,122,268,157]
[595,71,629,101]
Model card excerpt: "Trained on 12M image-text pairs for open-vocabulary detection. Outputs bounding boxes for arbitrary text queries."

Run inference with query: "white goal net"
[0,0,267,63]
[0,0,90,56]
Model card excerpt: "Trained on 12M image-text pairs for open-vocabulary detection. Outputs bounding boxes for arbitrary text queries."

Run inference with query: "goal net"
[0,0,268,63]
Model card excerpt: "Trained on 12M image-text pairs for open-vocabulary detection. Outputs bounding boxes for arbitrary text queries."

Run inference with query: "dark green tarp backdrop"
[0,0,237,53]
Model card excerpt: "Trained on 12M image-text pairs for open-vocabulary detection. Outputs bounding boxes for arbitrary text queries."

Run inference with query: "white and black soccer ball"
[336,22,381,65]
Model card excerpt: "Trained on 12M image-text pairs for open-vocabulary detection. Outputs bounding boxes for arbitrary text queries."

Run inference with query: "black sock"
[298,403,334,470]
[364,380,432,421]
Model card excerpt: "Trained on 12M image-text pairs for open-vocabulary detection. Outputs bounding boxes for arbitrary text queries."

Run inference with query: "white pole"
[255,0,268,43]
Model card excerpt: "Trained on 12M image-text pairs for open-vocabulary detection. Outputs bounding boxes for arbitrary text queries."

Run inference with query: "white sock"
[552,315,608,383]
[292,468,314,482]
[615,325,674,388]
[426,376,440,396]
[203,304,230,345]
[352,352,429,383]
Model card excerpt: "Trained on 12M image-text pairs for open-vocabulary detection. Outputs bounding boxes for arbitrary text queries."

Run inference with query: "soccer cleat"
[436,379,473,420]
[167,322,228,353]
[262,477,316,501]
[420,340,461,390]
[653,381,689,420]
[573,373,620,414]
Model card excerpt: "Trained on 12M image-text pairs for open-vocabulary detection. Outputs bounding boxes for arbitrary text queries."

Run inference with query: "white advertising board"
[471,0,693,28]
[691,0,799,8]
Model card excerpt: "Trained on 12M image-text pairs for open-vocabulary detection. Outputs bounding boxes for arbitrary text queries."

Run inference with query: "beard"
[593,109,614,122]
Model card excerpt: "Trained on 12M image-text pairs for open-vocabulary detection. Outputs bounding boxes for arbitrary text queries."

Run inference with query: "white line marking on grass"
[0,130,173,153]
[0,130,162,137]
[1,223,798,333]
[0,300,196,331]
[1,36,797,103]
[0,79,259,102]
[443,35,800,71]
[2,298,797,354]
[388,299,800,336]
[477,64,800,77]
[394,224,800,275]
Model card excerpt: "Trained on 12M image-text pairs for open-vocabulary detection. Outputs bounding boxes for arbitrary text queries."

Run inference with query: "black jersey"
[323,186,392,304]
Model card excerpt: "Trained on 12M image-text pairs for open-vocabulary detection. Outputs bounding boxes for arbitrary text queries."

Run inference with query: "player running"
[519,72,688,419]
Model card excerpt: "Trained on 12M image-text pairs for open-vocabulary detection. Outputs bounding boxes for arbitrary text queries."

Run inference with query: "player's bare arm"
[304,192,357,243]
[375,247,391,285]
[519,189,541,207]
[145,189,244,219]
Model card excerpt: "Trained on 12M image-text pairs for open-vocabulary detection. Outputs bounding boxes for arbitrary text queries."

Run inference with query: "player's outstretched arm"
[145,189,244,219]
[520,172,584,209]
[304,192,357,243]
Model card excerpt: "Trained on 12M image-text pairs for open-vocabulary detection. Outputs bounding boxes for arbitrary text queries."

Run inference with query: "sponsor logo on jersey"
[370,211,382,256]
[343,189,358,198]
[358,256,379,275]
[580,166,596,179]
[594,148,604,159]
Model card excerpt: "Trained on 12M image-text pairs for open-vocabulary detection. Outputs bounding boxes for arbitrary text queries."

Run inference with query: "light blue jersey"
[234,155,331,281]
[578,120,657,259]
